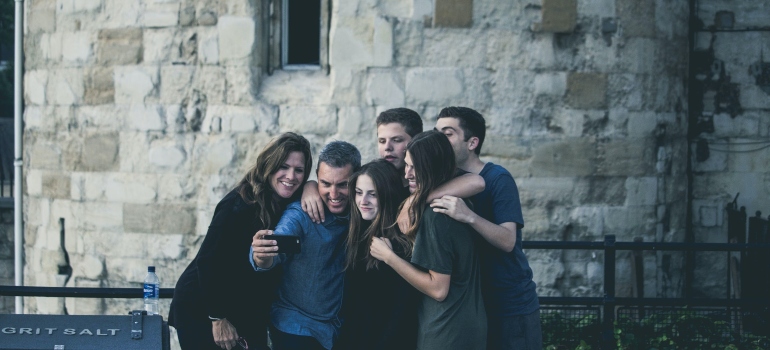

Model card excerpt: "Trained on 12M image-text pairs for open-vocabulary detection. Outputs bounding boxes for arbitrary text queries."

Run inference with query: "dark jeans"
[269,325,326,350]
[487,310,543,350]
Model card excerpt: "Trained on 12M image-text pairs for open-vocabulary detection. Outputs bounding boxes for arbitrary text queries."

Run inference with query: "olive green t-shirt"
[411,207,487,350]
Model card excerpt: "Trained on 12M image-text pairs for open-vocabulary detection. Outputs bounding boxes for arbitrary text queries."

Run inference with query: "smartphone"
[263,235,301,254]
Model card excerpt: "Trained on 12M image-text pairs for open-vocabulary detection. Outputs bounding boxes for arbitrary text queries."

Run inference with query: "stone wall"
[690,0,770,298]
[20,0,691,325]
[0,208,13,314]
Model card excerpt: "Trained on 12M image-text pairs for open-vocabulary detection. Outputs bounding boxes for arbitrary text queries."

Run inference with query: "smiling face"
[404,151,417,194]
[317,162,354,215]
[377,123,412,170]
[269,151,306,199]
[354,174,378,221]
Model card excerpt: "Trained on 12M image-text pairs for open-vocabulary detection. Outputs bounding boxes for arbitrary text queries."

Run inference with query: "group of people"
[168,107,541,350]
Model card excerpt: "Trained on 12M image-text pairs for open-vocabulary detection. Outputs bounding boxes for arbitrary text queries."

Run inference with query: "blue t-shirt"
[250,201,349,350]
[471,162,539,317]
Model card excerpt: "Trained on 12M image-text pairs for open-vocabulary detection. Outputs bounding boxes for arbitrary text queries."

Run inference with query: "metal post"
[602,235,616,349]
[13,0,25,315]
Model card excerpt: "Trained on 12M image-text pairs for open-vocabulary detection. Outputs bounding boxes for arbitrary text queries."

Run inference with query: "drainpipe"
[685,0,697,300]
[13,0,24,314]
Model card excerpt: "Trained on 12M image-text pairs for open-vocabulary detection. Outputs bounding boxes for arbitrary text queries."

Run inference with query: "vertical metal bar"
[685,0,698,301]
[602,235,616,349]
[13,0,25,314]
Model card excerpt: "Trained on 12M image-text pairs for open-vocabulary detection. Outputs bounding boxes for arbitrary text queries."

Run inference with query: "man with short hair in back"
[430,107,542,350]
[250,141,361,350]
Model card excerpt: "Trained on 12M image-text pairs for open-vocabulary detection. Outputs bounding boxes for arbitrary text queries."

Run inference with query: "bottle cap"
[148,266,155,272]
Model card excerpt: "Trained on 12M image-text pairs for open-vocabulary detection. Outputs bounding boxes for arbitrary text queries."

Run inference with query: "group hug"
[167,107,541,350]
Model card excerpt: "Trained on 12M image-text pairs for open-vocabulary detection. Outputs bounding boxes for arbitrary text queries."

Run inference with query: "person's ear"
[468,136,480,152]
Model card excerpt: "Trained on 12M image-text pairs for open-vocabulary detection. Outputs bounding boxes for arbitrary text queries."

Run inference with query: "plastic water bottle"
[143,266,160,315]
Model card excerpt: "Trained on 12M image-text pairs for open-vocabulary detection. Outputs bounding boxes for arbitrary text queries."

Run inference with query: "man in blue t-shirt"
[250,141,361,350]
[430,107,542,350]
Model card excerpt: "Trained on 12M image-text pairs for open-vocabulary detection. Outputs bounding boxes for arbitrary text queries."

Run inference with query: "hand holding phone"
[262,235,301,254]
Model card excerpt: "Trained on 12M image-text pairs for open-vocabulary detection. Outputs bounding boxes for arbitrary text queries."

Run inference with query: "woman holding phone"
[370,130,487,350]
[334,159,419,350]
[169,132,312,350]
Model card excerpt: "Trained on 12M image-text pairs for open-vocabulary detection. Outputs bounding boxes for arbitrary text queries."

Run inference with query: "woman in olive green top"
[370,130,486,350]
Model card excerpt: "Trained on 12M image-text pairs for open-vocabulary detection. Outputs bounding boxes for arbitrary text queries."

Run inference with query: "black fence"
[2,235,770,349]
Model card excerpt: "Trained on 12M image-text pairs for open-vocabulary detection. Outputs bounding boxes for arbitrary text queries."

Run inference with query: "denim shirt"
[249,201,349,350]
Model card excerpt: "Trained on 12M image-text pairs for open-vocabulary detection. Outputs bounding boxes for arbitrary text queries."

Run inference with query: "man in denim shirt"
[251,141,361,350]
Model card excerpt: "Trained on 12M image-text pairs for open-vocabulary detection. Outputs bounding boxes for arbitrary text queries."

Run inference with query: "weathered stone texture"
[566,72,608,109]
[83,67,115,105]
[540,0,577,33]
[97,28,143,65]
[433,0,473,28]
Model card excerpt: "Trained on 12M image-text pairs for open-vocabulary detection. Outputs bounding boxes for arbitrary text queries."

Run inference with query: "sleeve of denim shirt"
[250,202,307,271]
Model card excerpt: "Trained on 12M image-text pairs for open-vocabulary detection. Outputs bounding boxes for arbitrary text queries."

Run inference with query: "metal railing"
[2,235,770,348]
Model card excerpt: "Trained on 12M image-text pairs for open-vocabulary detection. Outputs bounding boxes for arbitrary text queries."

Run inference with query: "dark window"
[284,0,321,66]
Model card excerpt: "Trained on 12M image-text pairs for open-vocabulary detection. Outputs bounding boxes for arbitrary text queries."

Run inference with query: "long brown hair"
[403,130,456,238]
[235,132,312,228]
[346,159,410,271]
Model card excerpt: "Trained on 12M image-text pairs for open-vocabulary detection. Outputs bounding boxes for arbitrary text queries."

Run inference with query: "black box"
[0,311,170,350]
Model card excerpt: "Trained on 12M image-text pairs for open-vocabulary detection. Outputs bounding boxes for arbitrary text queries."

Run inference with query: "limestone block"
[40,32,62,63]
[578,0,614,17]
[123,203,195,234]
[61,31,94,65]
[28,0,57,33]
[625,110,658,137]
[157,174,196,202]
[194,137,236,174]
[489,69,535,107]
[104,174,157,204]
[619,38,656,74]
[392,19,424,67]
[617,0,655,38]
[160,65,195,104]
[545,108,584,137]
[373,16,394,67]
[143,2,181,27]
[143,28,176,64]
[691,141,727,172]
[196,66,226,104]
[608,73,649,112]
[100,0,142,29]
[740,85,770,110]
[330,67,367,105]
[83,67,115,105]
[518,177,581,208]
[41,173,71,199]
[566,72,607,110]
[366,69,405,107]
[534,72,567,96]
[484,30,523,70]
[97,28,143,65]
[530,139,595,177]
[80,172,108,201]
[625,177,658,206]
[28,139,62,170]
[80,133,120,172]
[712,113,758,138]
[413,0,432,20]
[154,234,186,259]
[481,134,530,159]
[198,27,219,65]
[336,106,364,136]
[27,170,43,197]
[47,69,84,106]
[405,68,463,106]
[539,0,576,33]
[74,254,104,280]
[218,16,255,63]
[56,0,101,14]
[127,104,165,131]
[220,0,257,17]
[330,21,375,68]
[377,0,411,18]
[597,138,655,176]
[279,105,337,135]
[78,202,123,232]
[203,104,277,134]
[149,143,187,170]
[114,66,158,104]
[692,198,724,227]
[434,0,473,28]
[77,105,126,130]
[580,176,627,205]
[25,70,48,106]
[225,66,258,105]
[422,30,487,68]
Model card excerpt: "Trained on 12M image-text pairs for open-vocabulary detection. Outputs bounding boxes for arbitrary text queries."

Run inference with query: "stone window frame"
[266,0,330,74]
